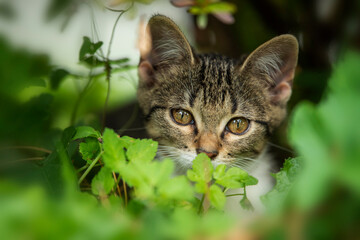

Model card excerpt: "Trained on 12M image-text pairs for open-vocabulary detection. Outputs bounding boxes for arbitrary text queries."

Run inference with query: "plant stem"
[112,171,122,198]
[102,61,111,131]
[70,71,93,125]
[198,194,205,214]
[77,164,89,173]
[0,146,52,154]
[78,151,103,184]
[0,157,44,167]
[225,193,245,197]
[101,2,134,131]
[123,180,128,207]
[77,163,101,173]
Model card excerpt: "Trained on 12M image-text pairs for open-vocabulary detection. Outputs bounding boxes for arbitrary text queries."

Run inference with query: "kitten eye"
[171,109,194,125]
[226,117,250,135]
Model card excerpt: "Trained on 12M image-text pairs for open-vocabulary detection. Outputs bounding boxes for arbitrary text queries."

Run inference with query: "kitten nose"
[196,148,218,160]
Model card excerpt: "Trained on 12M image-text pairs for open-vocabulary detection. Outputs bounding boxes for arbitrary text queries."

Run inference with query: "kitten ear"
[138,15,195,87]
[240,34,299,105]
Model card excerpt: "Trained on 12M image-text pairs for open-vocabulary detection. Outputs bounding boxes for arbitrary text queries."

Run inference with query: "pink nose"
[196,148,218,160]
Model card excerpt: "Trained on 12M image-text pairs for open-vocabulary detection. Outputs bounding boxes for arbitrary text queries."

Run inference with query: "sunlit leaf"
[158,176,194,202]
[79,137,101,164]
[188,153,213,183]
[72,126,101,140]
[209,184,226,210]
[126,138,158,163]
[205,2,237,13]
[91,167,115,195]
[261,158,302,213]
[215,167,249,189]
[102,128,126,172]
[213,164,226,180]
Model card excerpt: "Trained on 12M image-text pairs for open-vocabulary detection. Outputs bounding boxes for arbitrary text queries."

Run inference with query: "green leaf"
[61,126,76,146]
[262,158,302,213]
[187,153,213,194]
[289,103,333,209]
[79,36,103,61]
[209,185,226,210]
[197,14,208,29]
[56,141,78,194]
[126,138,158,163]
[215,167,249,189]
[102,128,126,172]
[119,135,135,149]
[205,2,237,13]
[158,176,194,202]
[213,164,226,180]
[194,181,208,193]
[91,167,115,196]
[189,6,204,15]
[243,175,258,186]
[79,137,101,164]
[82,55,106,67]
[187,153,213,183]
[110,58,130,65]
[150,159,174,186]
[240,195,254,211]
[72,126,101,140]
[49,68,69,90]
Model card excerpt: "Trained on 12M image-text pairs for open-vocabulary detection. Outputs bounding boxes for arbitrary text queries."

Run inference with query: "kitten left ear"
[138,15,195,87]
[240,34,299,105]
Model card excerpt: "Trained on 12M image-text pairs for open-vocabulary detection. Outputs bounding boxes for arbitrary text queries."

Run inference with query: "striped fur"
[137,15,298,207]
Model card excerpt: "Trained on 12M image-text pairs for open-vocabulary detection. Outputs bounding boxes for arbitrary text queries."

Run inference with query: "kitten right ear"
[138,15,195,87]
[240,35,299,106]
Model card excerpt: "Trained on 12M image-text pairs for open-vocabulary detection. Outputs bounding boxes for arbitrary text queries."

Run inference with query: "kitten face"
[138,15,298,172]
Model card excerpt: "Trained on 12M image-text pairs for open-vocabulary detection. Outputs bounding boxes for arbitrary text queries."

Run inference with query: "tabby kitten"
[137,15,298,211]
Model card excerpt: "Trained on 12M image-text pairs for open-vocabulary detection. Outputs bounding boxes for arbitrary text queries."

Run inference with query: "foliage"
[260,52,360,238]
[187,153,257,211]
[1,0,360,239]
[170,0,237,29]
[73,127,257,211]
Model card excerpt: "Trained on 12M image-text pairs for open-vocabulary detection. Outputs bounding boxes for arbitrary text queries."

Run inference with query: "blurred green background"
[0,0,359,239]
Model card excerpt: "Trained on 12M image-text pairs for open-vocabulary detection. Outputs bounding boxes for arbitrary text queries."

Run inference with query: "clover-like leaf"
[262,158,302,212]
[240,195,254,211]
[126,138,158,163]
[187,153,213,193]
[79,36,103,61]
[215,167,248,189]
[79,137,100,164]
[91,167,115,196]
[158,176,194,202]
[242,175,258,186]
[187,153,213,182]
[213,164,226,180]
[102,128,126,172]
[72,126,101,140]
[209,184,226,210]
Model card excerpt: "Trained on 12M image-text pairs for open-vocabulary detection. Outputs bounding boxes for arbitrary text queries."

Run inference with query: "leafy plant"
[73,127,258,213]
[171,0,237,29]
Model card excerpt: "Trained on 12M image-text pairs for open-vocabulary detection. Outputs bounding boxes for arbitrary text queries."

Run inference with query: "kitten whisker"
[267,142,294,154]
